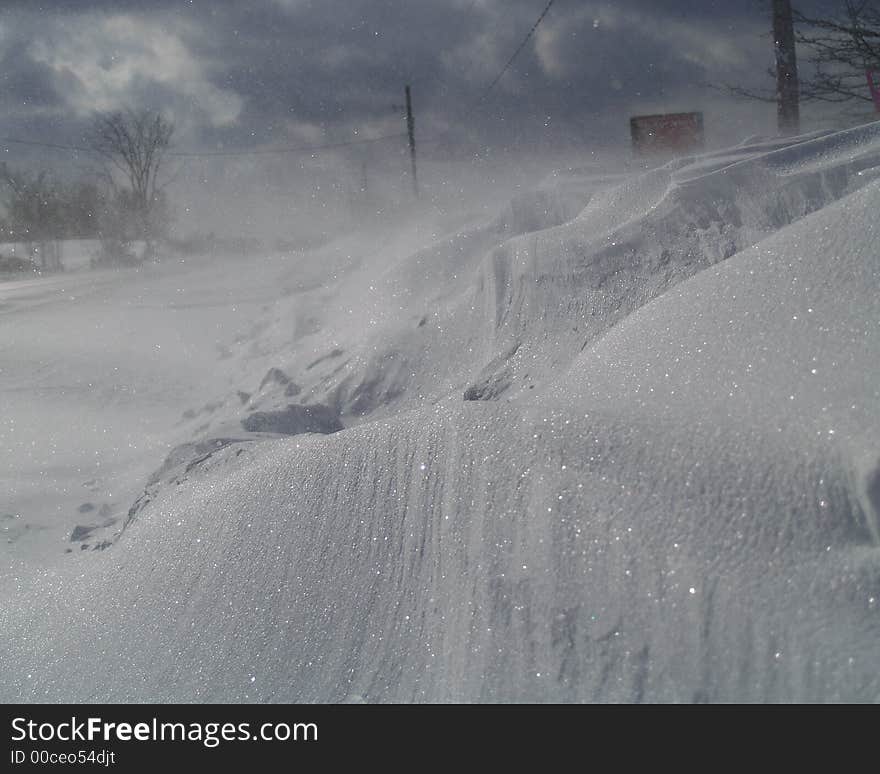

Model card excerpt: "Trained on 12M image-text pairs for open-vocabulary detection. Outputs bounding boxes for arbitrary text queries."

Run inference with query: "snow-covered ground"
[0,252,292,564]
[2,125,879,702]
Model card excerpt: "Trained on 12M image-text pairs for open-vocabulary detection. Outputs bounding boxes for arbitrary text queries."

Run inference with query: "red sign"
[866,70,880,112]
[630,112,705,155]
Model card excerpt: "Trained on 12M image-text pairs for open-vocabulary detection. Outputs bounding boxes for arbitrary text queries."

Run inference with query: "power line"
[0,137,92,153]
[1,1,559,163]
[413,0,558,150]
[169,132,407,157]
[473,0,557,106]
[0,132,408,159]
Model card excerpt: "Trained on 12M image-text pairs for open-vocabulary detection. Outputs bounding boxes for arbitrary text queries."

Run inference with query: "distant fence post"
[405,85,418,198]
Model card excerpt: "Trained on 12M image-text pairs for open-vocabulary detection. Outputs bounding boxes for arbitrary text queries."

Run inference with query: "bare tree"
[89,110,174,261]
[727,1,880,125]
[0,163,64,271]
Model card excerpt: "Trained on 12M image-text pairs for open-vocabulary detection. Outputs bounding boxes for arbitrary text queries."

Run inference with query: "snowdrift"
[200,125,880,434]
[2,126,879,702]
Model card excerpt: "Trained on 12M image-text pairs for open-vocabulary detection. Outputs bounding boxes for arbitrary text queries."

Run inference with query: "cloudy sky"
[0,0,841,237]
[1,0,835,153]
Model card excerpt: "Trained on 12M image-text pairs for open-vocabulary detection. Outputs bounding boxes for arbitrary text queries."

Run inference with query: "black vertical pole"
[773,0,800,135]
[405,85,418,198]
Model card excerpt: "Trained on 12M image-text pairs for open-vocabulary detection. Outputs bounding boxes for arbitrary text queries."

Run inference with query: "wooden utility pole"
[773,0,800,135]
[405,85,418,198]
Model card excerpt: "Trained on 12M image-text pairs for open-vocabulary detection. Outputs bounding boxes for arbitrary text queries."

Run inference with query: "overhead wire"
[0,0,559,159]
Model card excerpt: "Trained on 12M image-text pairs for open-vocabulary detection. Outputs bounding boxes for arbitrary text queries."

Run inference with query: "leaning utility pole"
[405,85,418,198]
[773,0,800,135]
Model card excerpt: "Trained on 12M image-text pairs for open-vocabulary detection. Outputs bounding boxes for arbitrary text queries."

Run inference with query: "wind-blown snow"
[2,125,879,702]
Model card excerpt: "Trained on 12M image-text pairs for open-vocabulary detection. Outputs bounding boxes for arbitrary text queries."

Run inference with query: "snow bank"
[233,122,880,427]
[3,127,879,702]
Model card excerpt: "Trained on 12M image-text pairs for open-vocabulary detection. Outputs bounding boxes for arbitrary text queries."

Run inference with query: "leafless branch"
[726,1,880,114]
[87,110,174,257]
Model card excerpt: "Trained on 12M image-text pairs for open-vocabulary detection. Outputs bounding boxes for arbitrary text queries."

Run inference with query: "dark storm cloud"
[0,36,60,109]
[0,0,829,154]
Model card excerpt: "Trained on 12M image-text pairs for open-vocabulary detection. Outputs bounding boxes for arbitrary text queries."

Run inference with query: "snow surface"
[2,125,879,702]
[0,250,313,565]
